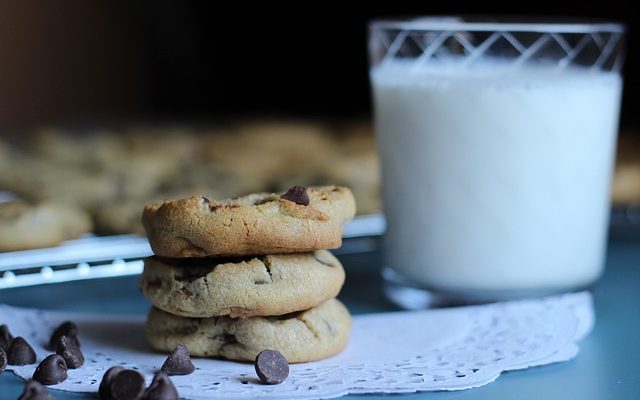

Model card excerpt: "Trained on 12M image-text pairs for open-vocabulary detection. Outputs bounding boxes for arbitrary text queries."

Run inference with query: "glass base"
[382,267,594,309]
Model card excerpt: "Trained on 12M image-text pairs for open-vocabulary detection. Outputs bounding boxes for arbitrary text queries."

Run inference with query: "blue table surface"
[1,238,639,400]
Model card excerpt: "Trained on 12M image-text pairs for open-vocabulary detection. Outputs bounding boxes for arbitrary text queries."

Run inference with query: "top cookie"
[142,185,356,257]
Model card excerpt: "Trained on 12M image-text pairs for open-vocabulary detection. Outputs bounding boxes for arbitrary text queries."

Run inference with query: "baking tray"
[0,213,385,290]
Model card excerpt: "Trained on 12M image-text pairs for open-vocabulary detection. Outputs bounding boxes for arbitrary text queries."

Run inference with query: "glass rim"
[369,16,626,34]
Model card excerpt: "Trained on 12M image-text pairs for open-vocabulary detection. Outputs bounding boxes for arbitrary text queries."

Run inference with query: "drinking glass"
[368,17,626,307]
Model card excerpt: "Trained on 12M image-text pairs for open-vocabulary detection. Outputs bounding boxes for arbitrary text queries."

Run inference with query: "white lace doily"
[3,292,593,399]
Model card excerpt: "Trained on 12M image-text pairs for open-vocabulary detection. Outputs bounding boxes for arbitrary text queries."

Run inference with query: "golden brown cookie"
[140,250,345,318]
[145,298,351,363]
[142,186,356,257]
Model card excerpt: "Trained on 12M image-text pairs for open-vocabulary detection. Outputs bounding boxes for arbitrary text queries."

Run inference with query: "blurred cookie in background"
[120,125,202,167]
[326,151,380,215]
[170,164,263,200]
[28,128,125,169]
[0,200,92,251]
[94,185,222,235]
[0,119,385,246]
[612,132,640,205]
[329,121,380,215]
[0,157,120,211]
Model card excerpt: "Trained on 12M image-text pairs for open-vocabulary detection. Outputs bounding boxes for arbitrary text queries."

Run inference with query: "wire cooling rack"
[2,206,638,290]
[0,214,386,290]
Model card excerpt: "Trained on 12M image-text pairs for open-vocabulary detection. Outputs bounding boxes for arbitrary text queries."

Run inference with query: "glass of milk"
[369,17,626,307]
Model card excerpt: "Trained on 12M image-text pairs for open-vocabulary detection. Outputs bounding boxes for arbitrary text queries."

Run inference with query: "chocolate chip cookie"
[145,298,351,363]
[0,201,92,251]
[140,250,345,318]
[142,186,356,257]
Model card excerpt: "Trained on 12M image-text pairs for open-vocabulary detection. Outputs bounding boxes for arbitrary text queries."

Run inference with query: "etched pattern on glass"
[370,25,624,72]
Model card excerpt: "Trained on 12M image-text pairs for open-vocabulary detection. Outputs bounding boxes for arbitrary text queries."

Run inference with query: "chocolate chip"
[208,203,240,212]
[222,334,237,345]
[32,354,68,385]
[255,349,289,384]
[49,321,79,350]
[144,371,179,400]
[56,335,84,369]
[0,347,6,373]
[281,185,310,206]
[18,380,53,400]
[7,337,37,365]
[0,324,13,351]
[109,369,146,400]
[175,265,213,282]
[161,343,195,376]
[99,366,125,400]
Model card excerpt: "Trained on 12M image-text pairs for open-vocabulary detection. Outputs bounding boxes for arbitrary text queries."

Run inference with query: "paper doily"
[3,292,593,399]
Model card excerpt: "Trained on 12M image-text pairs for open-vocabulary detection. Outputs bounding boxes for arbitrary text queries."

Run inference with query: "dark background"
[0,1,636,133]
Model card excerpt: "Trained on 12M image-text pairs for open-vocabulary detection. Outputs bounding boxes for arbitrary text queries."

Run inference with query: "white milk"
[372,61,622,295]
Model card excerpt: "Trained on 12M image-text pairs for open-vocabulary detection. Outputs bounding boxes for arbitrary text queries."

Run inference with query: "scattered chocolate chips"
[109,369,146,400]
[281,185,310,206]
[99,366,125,400]
[254,349,289,384]
[161,343,195,376]
[48,321,80,350]
[0,347,6,373]
[18,379,53,400]
[7,337,37,365]
[145,371,179,400]
[32,354,68,385]
[56,335,84,369]
[0,324,13,351]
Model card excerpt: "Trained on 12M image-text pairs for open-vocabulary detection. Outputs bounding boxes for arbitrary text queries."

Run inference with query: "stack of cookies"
[140,185,356,363]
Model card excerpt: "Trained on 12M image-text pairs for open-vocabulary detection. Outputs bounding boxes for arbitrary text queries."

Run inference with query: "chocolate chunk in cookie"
[281,185,310,205]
